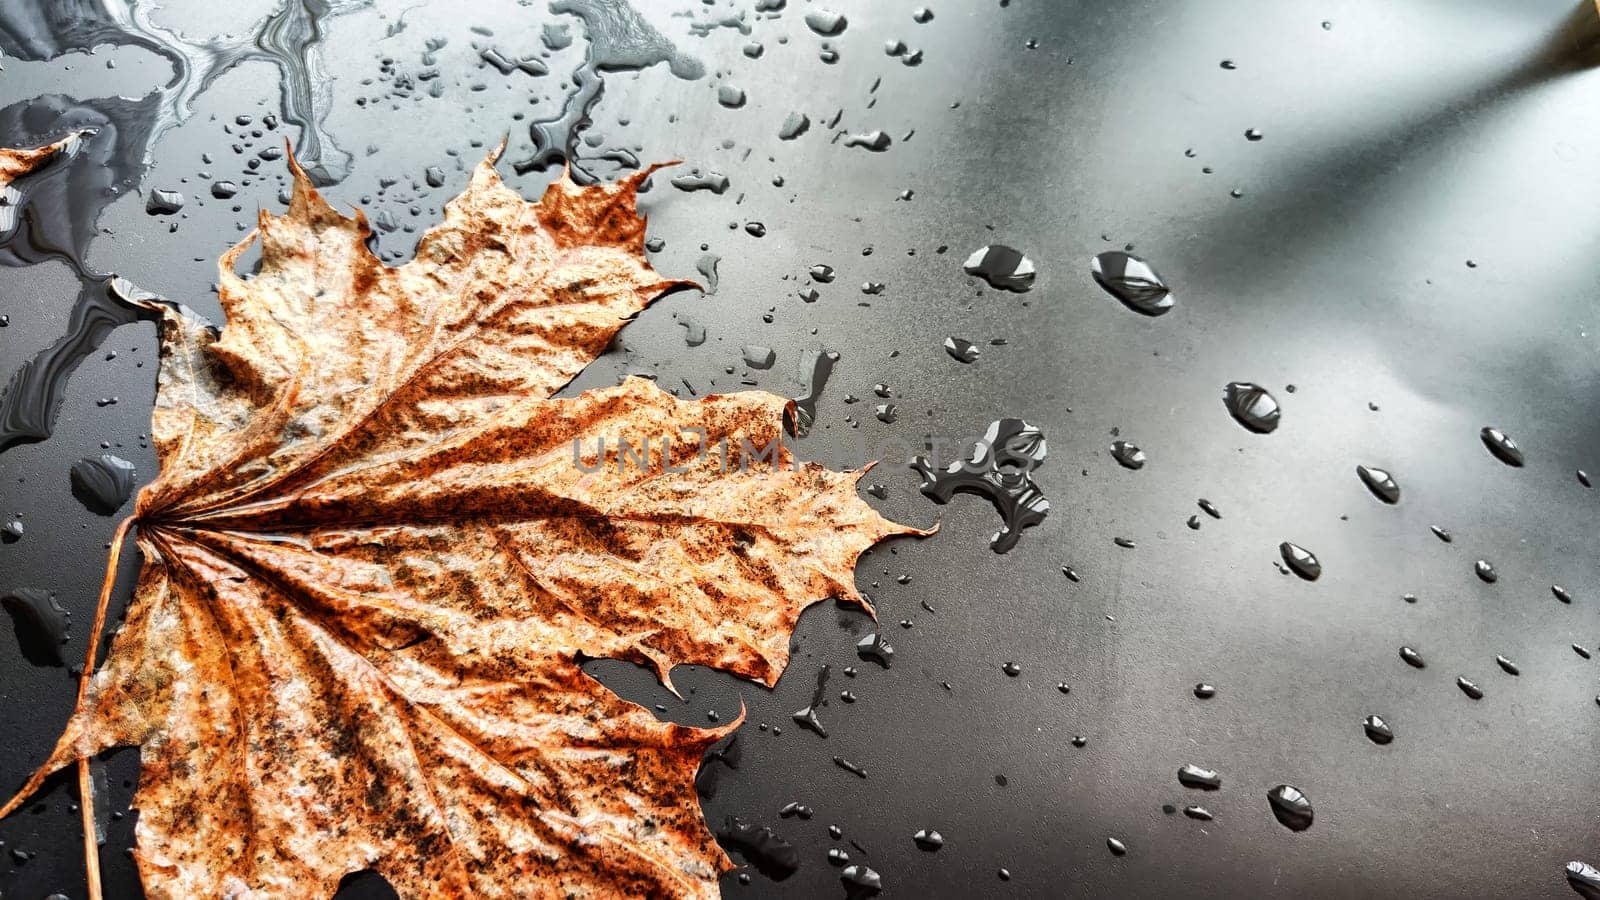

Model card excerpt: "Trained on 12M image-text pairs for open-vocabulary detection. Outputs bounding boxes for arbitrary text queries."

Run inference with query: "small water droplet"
[805,9,849,36]
[1279,542,1321,581]
[913,829,944,850]
[1355,465,1400,504]
[145,188,185,215]
[1553,584,1573,604]
[1363,714,1394,744]
[717,84,747,108]
[1457,676,1484,699]
[1178,765,1221,790]
[1480,426,1524,467]
[1194,682,1217,698]
[1267,785,1314,831]
[1220,59,1237,70]
[1224,382,1281,433]
[1578,469,1592,488]
[1002,661,1022,676]
[778,112,811,140]
[1573,644,1591,660]
[1110,440,1146,470]
[828,848,850,866]
[1184,805,1214,820]
[1198,498,1222,519]
[843,130,892,152]
[839,863,882,898]
[912,7,934,23]
[1430,525,1453,543]
[1114,536,1136,549]
[1107,837,1128,856]
[1474,559,1498,583]
[856,632,894,667]
[1057,682,1071,693]
[1091,251,1173,315]
[964,245,1036,292]
[1496,654,1520,676]
[943,337,980,363]
[1244,128,1263,141]
[1400,646,1426,668]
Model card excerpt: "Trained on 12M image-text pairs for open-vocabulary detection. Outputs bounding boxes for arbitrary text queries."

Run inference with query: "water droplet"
[676,314,707,347]
[1224,382,1281,433]
[672,171,731,194]
[1057,682,1071,693]
[944,337,980,363]
[1457,676,1484,699]
[1573,644,1591,660]
[745,222,766,238]
[1071,735,1087,748]
[833,756,867,778]
[1111,440,1146,470]
[1430,525,1453,543]
[1184,805,1214,820]
[145,188,184,215]
[70,454,136,515]
[1496,654,1520,676]
[1107,837,1128,856]
[1279,542,1321,581]
[1363,714,1394,744]
[828,848,850,866]
[1267,785,1314,831]
[2,587,70,667]
[210,180,239,199]
[809,263,836,283]
[912,7,934,23]
[1194,682,1217,698]
[856,632,894,668]
[1220,59,1237,69]
[1474,559,1498,583]
[424,165,445,188]
[1090,251,1174,316]
[778,112,811,140]
[805,9,849,36]
[1114,536,1136,549]
[717,84,746,108]
[1480,426,1524,467]
[913,829,944,850]
[742,345,776,369]
[1198,498,1222,519]
[1553,584,1573,604]
[843,130,892,152]
[1567,861,1600,899]
[1579,469,1592,488]
[1062,565,1080,582]
[1244,128,1263,141]
[1178,764,1222,790]
[786,349,839,437]
[874,403,898,424]
[1002,661,1022,676]
[1187,514,1201,530]
[1400,646,1426,668]
[717,818,800,881]
[963,245,1036,292]
[1355,465,1400,504]
[1,519,23,543]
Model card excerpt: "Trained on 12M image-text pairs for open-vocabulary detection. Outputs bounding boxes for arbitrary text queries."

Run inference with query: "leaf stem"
[76,514,135,900]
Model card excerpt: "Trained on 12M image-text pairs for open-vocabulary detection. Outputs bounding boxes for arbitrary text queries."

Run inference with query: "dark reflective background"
[2,1,1598,897]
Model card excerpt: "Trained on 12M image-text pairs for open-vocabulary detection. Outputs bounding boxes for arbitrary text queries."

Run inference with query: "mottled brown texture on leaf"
[1,148,923,899]
[0,132,79,191]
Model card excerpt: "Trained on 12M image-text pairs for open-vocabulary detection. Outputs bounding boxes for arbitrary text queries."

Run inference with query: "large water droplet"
[911,419,1050,552]
[840,864,882,899]
[1474,559,1498,583]
[856,632,894,668]
[70,453,137,515]
[1355,465,1400,504]
[1279,542,1321,580]
[1567,861,1600,899]
[913,829,944,851]
[1224,382,1280,433]
[1363,714,1394,744]
[843,130,892,152]
[1178,764,1222,790]
[1091,251,1173,316]
[963,245,1036,292]
[1480,426,1524,467]
[1266,785,1314,831]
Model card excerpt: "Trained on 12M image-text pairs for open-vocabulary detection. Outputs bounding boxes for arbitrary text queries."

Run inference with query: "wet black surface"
[2,0,1600,897]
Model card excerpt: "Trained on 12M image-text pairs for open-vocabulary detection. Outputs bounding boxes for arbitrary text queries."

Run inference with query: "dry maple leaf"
[0,145,925,899]
[0,132,81,191]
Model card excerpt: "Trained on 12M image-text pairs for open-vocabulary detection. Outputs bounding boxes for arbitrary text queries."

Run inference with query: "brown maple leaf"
[0,132,81,192]
[1,145,925,899]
